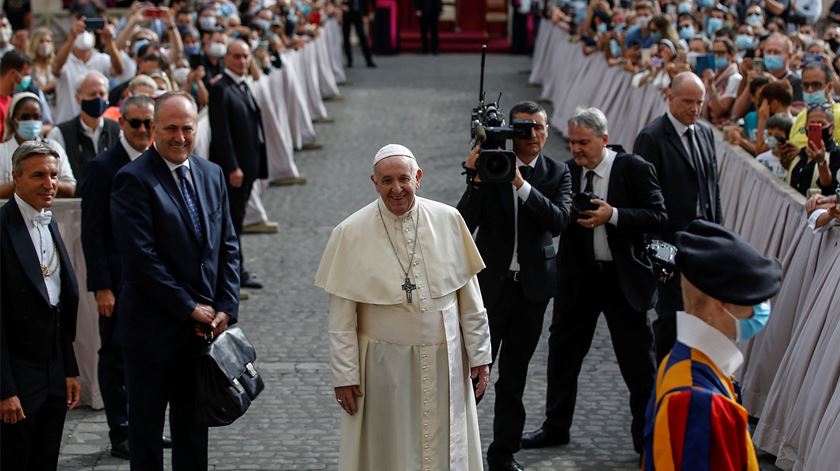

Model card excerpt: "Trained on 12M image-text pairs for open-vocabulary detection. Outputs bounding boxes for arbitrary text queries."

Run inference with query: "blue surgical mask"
[727,301,772,342]
[17,119,42,140]
[15,74,31,93]
[746,14,762,28]
[184,45,200,56]
[610,39,622,58]
[597,22,608,34]
[706,17,723,36]
[735,34,755,50]
[715,56,729,70]
[697,0,714,9]
[650,32,662,43]
[679,25,695,40]
[614,23,626,34]
[767,135,780,151]
[678,2,692,13]
[764,54,785,72]
[804,89,827,106]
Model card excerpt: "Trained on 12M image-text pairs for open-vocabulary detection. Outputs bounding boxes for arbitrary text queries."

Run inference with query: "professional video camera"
[646,240,678,281]
[465,45,537,184]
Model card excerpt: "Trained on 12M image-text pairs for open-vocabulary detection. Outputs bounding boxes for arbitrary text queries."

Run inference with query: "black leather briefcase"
[195,326,265,426]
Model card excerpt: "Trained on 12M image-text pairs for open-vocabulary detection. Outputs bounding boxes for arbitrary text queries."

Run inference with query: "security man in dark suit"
[1,141,81,470]
[633,71,722,363]
[414,0,442,54]
[209,40,267,291]
[79,94,155,459]
[457,101,572,471]
[111,92,240,471]
[522,107,666,456]
[342,0,376,67]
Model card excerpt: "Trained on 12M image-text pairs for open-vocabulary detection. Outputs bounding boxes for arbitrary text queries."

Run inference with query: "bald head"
[225,39,251,77]
[669,72,705,126]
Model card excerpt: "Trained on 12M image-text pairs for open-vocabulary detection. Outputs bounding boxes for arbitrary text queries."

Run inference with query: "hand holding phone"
[753,57,764,72]
[808,122,823,149]
[144,7,163,19]
[84,18,105,31]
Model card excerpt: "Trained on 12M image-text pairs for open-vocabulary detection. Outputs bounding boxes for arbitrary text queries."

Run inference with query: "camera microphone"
[473,124,487,145]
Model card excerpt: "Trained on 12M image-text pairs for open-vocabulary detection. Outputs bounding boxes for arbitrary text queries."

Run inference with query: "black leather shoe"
[110,440,130,459]
[488,456,525,471]
[162,435,172,448]
[520,427,570,449]
[240,272,263,289]
[366,61,377,68]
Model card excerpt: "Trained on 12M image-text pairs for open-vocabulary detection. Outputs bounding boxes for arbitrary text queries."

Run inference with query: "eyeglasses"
[803,81,827,91]
[807,103,833,112]
[127,118,152,129]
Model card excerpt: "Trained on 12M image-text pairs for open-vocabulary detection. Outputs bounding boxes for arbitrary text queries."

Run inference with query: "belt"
[502,270,521,282]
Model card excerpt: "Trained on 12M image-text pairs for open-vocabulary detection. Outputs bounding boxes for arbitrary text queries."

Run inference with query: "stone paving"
[57,49,780,470]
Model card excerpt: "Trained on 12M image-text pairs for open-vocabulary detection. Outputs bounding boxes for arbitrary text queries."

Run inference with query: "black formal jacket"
[457,153,572,305]
[414,0,442,15]
[343,0,372,14]
[208,74,268,181]
[633,113,722,242]
[56,116,121,185]
[79,142,131,293]
[0,198,79,414]
[110,147,240,355]
[559,149,667,313]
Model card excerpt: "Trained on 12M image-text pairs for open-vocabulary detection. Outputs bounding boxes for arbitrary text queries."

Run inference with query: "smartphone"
[84,17,105,31]
[753,57,764,72]
[694,53,716,77]
[144,7,164,19]
[807,122,823,148]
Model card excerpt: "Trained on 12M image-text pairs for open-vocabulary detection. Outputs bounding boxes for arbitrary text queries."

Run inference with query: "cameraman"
[521,107,666,457]
[457,100,571,471]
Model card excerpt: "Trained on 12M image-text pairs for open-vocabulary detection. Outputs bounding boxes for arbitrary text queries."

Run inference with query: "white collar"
[13,193,48,224]
[80,116,104,134]
[676,311,744,377]
[224,69,247,85]
[587,147,615,179]
[666,110,694,136]
[377,196,418,222]
[120,133,145,161]
[154,143,191,173]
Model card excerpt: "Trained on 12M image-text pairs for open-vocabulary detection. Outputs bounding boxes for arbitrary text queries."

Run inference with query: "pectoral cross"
[402,277,417,303]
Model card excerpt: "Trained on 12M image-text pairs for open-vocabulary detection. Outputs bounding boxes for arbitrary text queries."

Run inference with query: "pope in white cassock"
[315,144,493,471]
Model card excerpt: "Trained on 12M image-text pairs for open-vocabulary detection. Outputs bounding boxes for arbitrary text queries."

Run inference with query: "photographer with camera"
[521,107,666,457]
[457,100,571,471]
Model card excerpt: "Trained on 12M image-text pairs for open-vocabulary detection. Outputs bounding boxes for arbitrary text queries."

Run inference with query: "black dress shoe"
[488,456,525,471]
[240,272,263,289]
[366,61,377,68]
[110,440,130,459]
[520,427,570,449]
[162,436,172,449]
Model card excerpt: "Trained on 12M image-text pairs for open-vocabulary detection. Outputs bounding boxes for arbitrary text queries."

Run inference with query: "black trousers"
[485,277,549,463]
[226,176,255,277]
[653,272,683,364]
[342,10,374,66]
[98,312,129,444]
[418,14,439,54]
[544,263,655,452]
[125,339,207,471]
[0,394,67,471]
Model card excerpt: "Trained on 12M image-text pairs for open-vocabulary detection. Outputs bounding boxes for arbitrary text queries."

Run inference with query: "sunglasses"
[127,118,152,129]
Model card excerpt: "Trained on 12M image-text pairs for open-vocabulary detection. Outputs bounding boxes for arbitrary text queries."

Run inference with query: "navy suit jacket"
[0,198,79,413]
[633,114,722,242]
[79,142,131,293]
[110,147,240,354]
[457,153,572,304]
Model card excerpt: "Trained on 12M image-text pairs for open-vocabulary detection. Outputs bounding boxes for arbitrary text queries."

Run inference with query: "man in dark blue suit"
[111,92,240,471]
[1,141,81,470]
[457,101,572,471]
[79,94,155,459]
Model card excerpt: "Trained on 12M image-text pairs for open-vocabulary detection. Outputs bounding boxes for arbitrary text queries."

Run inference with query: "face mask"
[75,31,95,51]
[637,16,651,30]
[680,25,695,40]
[678,2,692,13]
[764,54,785,72]
[610,39,622,58]
[184,45,200,56]
[17,119,42,140]
[208,41,227,58]
[253,18,271,34]
[80,97,108,118]
[725,301,771,342]
[687,51,700,67]
[735,34,755,50]
[614,23,626,34]
[828,38,840,52]
[746,14,762,28]
[697,0,714,9]
[706,17,723,36]
[15,74,31,93]
[173,67,190,85]
[767,135,780,151]
[199,16,218,31]
[597,22,608,34]
[803,88,827,106]
[715,56,729,71]
[0,27,11,44]
[822,125,836,149]
[37,43,53,57]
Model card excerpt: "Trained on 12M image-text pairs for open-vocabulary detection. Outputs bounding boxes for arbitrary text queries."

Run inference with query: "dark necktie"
[175,166,203,242]
[238,81,266,146]
[583,170,596,263]
[684,128,712,220]
[519,165,533,182]
[584,169,595,193]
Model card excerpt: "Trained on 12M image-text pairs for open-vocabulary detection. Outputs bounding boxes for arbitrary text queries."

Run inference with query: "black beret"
[675,220,782,305]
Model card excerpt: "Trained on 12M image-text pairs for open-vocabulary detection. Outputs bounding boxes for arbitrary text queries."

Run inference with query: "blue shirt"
[624,25,654,50]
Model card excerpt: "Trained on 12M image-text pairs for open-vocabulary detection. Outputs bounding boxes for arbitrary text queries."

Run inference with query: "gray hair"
[373,155,420,176]
[568,107,609,137]
[75,70,109,94]
[120,94,155,116]
[12,140,60,175]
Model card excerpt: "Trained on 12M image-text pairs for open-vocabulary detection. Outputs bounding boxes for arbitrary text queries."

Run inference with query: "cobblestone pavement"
[58,50,780,470]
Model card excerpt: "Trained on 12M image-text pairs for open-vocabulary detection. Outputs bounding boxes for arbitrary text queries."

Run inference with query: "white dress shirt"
[119,133,145,162]
[808,208,839,233]
[14,193,61,306]
[156,144,194,194]
[581,147,619,261]
[509,156,538,272]
[676,311,743,377]
[47,117,106,154]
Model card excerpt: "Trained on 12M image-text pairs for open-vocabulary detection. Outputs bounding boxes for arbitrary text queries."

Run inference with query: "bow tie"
[32,210,52,227]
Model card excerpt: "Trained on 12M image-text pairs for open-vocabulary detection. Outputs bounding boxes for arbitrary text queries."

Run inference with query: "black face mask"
[829,38,840,53]
[822,125,837,151]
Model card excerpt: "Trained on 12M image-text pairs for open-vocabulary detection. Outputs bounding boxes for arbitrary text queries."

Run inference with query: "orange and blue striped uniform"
[641,341,758,471]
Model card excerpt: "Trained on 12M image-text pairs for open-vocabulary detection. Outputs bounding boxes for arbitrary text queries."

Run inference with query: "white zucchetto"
[372,144,416,167]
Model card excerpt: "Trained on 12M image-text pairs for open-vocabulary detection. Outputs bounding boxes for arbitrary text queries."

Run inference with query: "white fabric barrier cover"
[325,17,347,84]
[531,22,840,470]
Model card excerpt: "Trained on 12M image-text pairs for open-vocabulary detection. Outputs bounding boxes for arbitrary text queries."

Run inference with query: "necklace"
[36,226,59,278]
[377,202,420,303]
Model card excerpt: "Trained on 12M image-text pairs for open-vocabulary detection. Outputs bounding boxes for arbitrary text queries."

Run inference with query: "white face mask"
[208,42,227,58]
[173,67,190,85]
[75,31,95,51]
[37,43,53,57]
[0,26,12,44]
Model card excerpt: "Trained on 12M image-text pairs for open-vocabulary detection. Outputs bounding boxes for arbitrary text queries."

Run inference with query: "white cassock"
[315,196,492,471]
